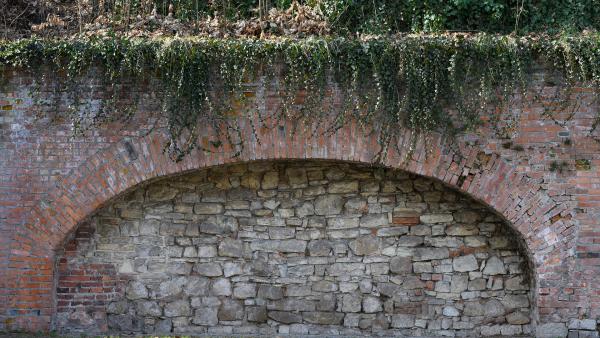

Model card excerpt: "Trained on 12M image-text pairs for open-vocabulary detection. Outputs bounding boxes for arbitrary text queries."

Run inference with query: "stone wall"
[56,161,532,336]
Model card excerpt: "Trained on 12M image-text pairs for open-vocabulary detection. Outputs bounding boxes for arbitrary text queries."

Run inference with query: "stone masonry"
[56,161,532,336]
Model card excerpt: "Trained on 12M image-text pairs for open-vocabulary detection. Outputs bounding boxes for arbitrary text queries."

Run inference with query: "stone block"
[164,299,191,317]
[268,311,302,324]
[314,195,344,215]
[391,314,415,328]
[453,254,479,272]
[303,312,345,325]
[537,323,568,338]
[218,299,244,321]
[193,308,218,326]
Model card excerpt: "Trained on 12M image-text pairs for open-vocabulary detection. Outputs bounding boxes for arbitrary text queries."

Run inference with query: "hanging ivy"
[1,33,599,162]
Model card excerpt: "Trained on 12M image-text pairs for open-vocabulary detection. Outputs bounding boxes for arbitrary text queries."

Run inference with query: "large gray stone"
[278,239,308,253]
[536,323,568,338]
[450,274,469,293]
[483,256,506,275]
[218,238,244,257]
[453,210,482,224]
[328,217,360,229]
[146,186,178,202]
[506,311,530,324]
[328,181,359,194]
[312,280,338,293]
[390,257,412,273]
[262,171,279,189]
[362,296,383,313]
[373,313,390,331]
[286,168,308,187]
[223,262,243,277]
[413,247,449,261]
[446,224,479,236]
[157,277,187,300]
[184,276,210,296]
[227,187,256,200]
[463,301,484,316]
[443,306,460,317]
[468,278,486,291]
[328,262,365,276]
[155,318,172,333]
[345,198,368,213]
[194,262,223,277]
[108,314,139,331]
[247,306,268,323]
[194,203,224,214]
[233,283,257,299]
[268,311,302,324]
[212,278,232,296]
[391,314,415,328]
[413,261,432,273]
[269,227,295,239]
[501,294,530,309]
[360,214,389,228]
[286,285,311,296]
[126,281,148,300]
[164,299,191,317]
[303,312,345,325]
[198,245,218,258]
[199,216,238,234]
[342,293,362,312]
[314,195,344,215]
[308,240,332,256]
[107,301,129,315]
[167,261,192,275]
[193,307,218,326]
[484,299,505,317]
[269,299,315,312]
[296,202,315,218]
[453,254,479,272]
[420,214,453,224]
[349,236,381,255]
[396,235,424,247]
[317,294,336,312]
[258,285,283,300]
[505,276,528,290]
[218,299,244,321]
[135,300,162,316]
[569,319,597,330]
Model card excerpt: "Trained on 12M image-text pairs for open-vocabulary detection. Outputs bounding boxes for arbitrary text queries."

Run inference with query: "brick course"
[0,69,598,337]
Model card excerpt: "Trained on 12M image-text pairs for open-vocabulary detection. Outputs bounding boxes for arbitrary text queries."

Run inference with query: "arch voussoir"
[8,122,574,335]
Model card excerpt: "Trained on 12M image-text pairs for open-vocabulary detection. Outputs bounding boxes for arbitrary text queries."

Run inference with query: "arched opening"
[55,160,534,336]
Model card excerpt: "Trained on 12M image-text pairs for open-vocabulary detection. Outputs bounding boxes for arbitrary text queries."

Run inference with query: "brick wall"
[0,67,599,337]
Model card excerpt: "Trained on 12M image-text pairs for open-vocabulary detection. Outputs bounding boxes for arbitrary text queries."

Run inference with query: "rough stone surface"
[537,323,568,338]
[453,254,479,272]
[483,256,507,275]
[55,162,532,336]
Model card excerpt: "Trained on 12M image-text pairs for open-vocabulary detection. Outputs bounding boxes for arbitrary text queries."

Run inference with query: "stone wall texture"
[56,161,532,336]
[1,67,600,337]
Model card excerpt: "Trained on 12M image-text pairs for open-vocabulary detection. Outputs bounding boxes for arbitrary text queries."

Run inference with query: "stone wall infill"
[56,161,533,336]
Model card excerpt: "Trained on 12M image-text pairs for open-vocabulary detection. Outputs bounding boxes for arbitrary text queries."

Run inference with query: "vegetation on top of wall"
[319,0,600,35]
[1,33,600,161]
[4,0,600,39]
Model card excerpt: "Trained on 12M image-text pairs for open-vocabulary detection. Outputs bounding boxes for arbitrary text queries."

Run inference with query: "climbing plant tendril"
[1,33,600,162]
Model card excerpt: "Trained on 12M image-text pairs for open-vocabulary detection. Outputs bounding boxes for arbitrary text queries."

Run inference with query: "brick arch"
[13,120,574,331]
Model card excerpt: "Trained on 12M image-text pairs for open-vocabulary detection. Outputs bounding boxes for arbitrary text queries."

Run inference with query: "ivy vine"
[1,33,599,162]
